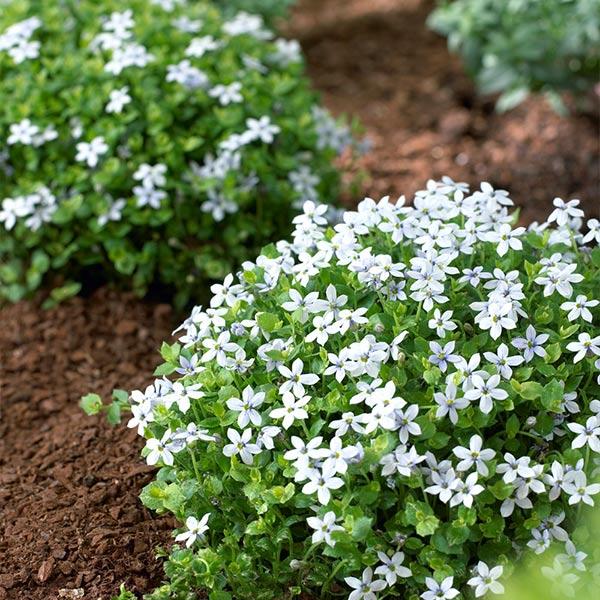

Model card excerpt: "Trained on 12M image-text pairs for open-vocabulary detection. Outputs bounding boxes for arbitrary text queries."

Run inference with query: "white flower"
[175,514,210,547]
[226,386,265,428]
[563,471,600,506]
[567,416,600,452]
[486,223,525,256]
[306,511,343,547]
[511,325,549,362]
[185,35,221,57]
[428,341,461,372]
[434,382,469,424]
[547,197,584,226]
[134,184,167,209]
[320,436,358,474]
[222,428,261,465]
[345,567,387,600]
[163,381,204,414]
[7,118,39,145]
[305,313,334,345]
[421,576,459,600]
[145,429,174,466]
[329,411,365,436]
[582,218,600,244]
[483,343,524,379]
[209,82,243,105]
[428,309,456,337]
[535,264,584,298]
[134,163,167,188]
[450,472,484,507]
[166,60,209,89]
[278,359,319,397]
[75,137,108,168]
[244,116,280,144]
[202,331,239,366]
[98,197,126,227]
[374,551,411,585]
[106,86,131,113]
[558,540,587,571]
[283,435,323,466]
[566,333,600,363]
[561,295,598,322]
[464,373,507,414]
[269,393,310,430]
[475,301,517,340]
[302,463,344,505]
[425,468,459,503]
[395,404,421,443]
[453,434,496,476]
[467,562,504,597]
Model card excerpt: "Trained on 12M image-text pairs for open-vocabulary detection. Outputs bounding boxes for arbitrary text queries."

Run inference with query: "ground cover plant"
[428,0,600,112]
[0,0,351,307]
[87,178,600,599]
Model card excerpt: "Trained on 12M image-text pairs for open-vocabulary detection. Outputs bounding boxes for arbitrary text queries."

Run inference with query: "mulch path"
[0,289,176,600]
[1,1,598,599]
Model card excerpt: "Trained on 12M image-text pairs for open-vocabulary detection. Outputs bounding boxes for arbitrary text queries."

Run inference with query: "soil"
[289,0,600,223]
[0,288,177,600]
[1,1,598,600]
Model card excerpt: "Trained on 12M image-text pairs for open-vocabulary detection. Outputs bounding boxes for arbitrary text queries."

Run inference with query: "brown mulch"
[1,1,599,600]
[290,0,600,223]
[0,288,177,600]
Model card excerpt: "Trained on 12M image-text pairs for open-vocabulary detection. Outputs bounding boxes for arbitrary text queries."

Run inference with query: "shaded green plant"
[428,0,600,112]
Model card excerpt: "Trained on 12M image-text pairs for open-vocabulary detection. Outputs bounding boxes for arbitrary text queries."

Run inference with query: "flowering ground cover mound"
[0,0,351,307]
[103,178,600,599]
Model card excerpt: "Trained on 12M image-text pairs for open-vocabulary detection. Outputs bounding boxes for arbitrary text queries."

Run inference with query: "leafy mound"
[100,180,599,599]
[428,0,600,112]
[0,0,351,306]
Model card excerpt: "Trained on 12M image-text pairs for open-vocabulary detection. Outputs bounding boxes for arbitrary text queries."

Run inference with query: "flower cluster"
[0,0,354,306]
[103,179,599,599]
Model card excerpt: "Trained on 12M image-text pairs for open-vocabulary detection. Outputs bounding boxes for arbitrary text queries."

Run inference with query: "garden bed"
[1,1,598,599]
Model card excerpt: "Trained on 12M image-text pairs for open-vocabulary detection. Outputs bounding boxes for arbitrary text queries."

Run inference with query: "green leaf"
[112,389,129,403]
[496,87,529,112]
[541,379,564,412]
[351,516,373,541]
[545,342,561,364]
[80,393,103,416]
[50,281,82,302]
[154,362,177,376]
[447,524,470,546]
[106,402,122,425]
[257,312,282,333]
[516,381,544,400]
[506,414,520,439]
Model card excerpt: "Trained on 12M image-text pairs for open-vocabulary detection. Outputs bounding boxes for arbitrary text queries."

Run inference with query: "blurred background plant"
[501,504,600,600]
[428,0,600,112]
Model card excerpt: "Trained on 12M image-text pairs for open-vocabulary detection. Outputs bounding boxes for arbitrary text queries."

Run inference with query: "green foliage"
[0,0,351,307]
[428,0,600,112]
